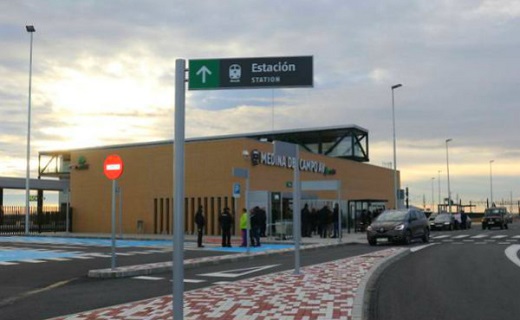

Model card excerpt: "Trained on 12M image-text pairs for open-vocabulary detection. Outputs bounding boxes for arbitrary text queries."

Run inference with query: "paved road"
[0,237,232,320]
[368,224,520,320]
[0,236,379,320]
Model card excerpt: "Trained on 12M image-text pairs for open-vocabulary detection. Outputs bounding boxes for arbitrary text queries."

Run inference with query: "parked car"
[482,207,509,230]
[431,213,455,231]
[366,209,430,245]
[428,214,438,229]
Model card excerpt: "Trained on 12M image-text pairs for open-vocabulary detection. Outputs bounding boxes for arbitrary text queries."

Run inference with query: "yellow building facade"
[62,132,396,236]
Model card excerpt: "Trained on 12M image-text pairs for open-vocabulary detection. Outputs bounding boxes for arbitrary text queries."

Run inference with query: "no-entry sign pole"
[111,179,117,269]
[173,59,186,320]
[103,154,124,270]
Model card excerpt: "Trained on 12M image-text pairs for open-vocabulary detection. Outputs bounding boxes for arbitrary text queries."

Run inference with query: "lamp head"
[26,25,36,32]
[391,84,402,90]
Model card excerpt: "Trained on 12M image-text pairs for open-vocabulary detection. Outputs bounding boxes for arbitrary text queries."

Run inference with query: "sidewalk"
[86,231,369,278]
[46,231,408,320]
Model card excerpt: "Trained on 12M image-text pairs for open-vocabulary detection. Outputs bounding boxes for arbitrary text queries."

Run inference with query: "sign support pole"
[66,188,70,233]
[111,179,116,270]
[118,184,123,239]
[246,175,250,253]
[293,147,301,275]
[338,183,342,243]
[173,58,186,320]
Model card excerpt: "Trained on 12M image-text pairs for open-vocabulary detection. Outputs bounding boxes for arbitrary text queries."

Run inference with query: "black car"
[366,209,430,245]
[431,213,455,231]
[482,207,509,230]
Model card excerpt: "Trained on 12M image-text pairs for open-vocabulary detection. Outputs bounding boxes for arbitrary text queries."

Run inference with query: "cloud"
[0,0,519,207]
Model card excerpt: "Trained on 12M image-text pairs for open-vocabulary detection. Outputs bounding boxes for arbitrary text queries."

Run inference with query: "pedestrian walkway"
[86,232,367,278]
[51,247,405,320]
[0,236,173,248]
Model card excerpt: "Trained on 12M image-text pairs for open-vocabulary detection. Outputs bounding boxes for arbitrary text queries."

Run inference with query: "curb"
[351,248,410,320]
[88,240,363,278]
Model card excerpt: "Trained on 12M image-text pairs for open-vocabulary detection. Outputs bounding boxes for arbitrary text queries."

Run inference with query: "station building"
[34,125,398,236]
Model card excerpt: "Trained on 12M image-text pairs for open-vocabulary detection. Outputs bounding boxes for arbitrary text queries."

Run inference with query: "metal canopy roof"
[38,125,371,172]
[0,177,69,191]
[242,125,369,162]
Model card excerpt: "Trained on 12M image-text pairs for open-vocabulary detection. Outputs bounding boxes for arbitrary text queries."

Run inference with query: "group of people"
[300,203,340,238]
[453,210,469,230]
[195,203,343,247]
[194,205,267,248]
[240,206,266,247]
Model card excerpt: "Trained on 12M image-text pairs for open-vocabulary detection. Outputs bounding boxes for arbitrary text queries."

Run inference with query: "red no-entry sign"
[103,154,124,180]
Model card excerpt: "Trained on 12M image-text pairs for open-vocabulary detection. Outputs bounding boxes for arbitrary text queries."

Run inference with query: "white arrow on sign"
[198,264,279,278]
[196,66,212,83]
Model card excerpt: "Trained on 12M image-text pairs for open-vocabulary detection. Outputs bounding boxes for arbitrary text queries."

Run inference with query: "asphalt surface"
[4,223,520,320]
[0,238,378,320]
[368,224,520,320]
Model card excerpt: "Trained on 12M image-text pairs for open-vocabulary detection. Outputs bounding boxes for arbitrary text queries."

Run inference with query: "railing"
[0,205,72,235]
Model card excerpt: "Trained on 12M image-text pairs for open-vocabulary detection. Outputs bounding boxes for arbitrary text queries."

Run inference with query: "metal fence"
[0,205,71,235]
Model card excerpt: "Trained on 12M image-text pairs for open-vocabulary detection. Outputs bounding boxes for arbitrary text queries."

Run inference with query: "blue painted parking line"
[0,236,171,248]
[0,248,81,263]
[207,244,294,253]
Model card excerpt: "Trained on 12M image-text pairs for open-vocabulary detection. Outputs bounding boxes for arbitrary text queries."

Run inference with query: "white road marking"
[410,243,437,253]
[168,278,207,283]
[471,234,488,239]
[505,245,520,268]
[183,279,206,283]
[85,253,111,258]
[133,276,163,281]
[453,235,470,239]
[491,235,508,239]
[431,235,450,239]
[199,264,280,278]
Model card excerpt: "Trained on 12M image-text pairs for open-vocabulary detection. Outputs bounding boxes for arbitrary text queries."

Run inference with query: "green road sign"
[188,59,220,90]
[188,56,313,90]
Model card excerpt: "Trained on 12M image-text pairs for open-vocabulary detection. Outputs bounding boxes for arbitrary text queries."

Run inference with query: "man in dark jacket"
[250,207,261,247]
[195,205,205,247]
[219,207,233,247]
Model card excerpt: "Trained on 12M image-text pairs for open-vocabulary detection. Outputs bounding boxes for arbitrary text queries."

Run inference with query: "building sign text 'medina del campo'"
[251,150,336,176]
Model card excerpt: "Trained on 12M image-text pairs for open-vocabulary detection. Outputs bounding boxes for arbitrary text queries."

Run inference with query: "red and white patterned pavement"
[51,247,402,320]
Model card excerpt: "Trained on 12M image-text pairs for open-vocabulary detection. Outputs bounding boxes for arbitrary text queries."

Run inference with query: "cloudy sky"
[1,0,519,209]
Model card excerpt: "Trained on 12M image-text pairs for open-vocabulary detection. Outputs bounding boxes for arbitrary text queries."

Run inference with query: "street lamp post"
[437,170,441,212]
[431,177,435,213]
[25,25,36,235]
[391,83,403,209]
[445,139,452,213]
[490,160,495,207]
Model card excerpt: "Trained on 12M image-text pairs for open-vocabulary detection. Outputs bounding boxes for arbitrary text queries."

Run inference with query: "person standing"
[219,207,233,247]
[460,210,467,230]
[250,207,261,247]
[301,203,310,237]
[258,207,267,237]
[332,203,340,238]
[195,205,205,248]
[240,208,249,247]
